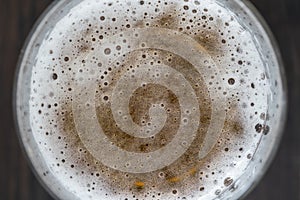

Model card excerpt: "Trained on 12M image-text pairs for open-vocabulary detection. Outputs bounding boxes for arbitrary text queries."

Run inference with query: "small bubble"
[215,189,221,195]
[183,5,189,10]
[255,123,263,133]
[158,172,165,178]
[103,96,109,101]
[64,57,69,62]
[224,177,233,187]
[52,73,58,80]
[116,45,121,51]
[200,187,205,191]
[100,16,105,21]
[194,0,200,5]
[228,78,235,85]
[247,154,252,159]
[104,48,111,55]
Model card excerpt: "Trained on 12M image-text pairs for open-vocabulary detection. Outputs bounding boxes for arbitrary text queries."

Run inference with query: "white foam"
[23,0,285,199]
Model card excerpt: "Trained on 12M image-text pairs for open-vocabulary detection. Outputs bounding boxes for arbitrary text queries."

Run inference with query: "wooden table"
[1,0,299,199]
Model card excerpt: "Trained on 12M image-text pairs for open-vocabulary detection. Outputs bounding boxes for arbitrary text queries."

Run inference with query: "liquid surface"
[24,0,283,199]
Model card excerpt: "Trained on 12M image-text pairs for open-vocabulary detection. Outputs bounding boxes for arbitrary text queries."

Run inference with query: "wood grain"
[0,0,299,199]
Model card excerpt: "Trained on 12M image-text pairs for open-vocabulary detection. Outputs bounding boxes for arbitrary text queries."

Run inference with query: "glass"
[14,0,287,199]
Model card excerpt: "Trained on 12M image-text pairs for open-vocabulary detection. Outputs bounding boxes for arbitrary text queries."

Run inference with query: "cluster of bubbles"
[26,0,282,199]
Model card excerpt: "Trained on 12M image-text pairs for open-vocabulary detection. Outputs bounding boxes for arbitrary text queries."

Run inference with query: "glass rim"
[13,0,288,199]
[13,1,77,199]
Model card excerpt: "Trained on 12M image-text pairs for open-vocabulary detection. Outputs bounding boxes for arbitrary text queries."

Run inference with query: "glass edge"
[12,1,65,200]
[238,0,288,199]
[12,0,289,200]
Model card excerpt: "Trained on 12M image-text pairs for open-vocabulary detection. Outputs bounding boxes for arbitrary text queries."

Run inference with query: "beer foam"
[21,0,285,199]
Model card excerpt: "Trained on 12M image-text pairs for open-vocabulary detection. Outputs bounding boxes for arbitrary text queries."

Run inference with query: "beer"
[15,0,286,199]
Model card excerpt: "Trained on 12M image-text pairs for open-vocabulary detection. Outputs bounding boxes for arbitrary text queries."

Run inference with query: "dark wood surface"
[0,0,299,199]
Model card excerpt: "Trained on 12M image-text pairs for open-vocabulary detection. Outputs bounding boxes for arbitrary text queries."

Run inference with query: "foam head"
[15,0,286,199]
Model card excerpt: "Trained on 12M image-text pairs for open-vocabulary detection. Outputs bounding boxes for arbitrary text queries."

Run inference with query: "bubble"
[104,48,111,55]
[103,96,109,101]
[224,177,233,187]
[228,78,235,85]
[116,45,121,51]
[215,189,221,195]
[52,73,58,80]
[246,154,252,159]
[64,57,69,62]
